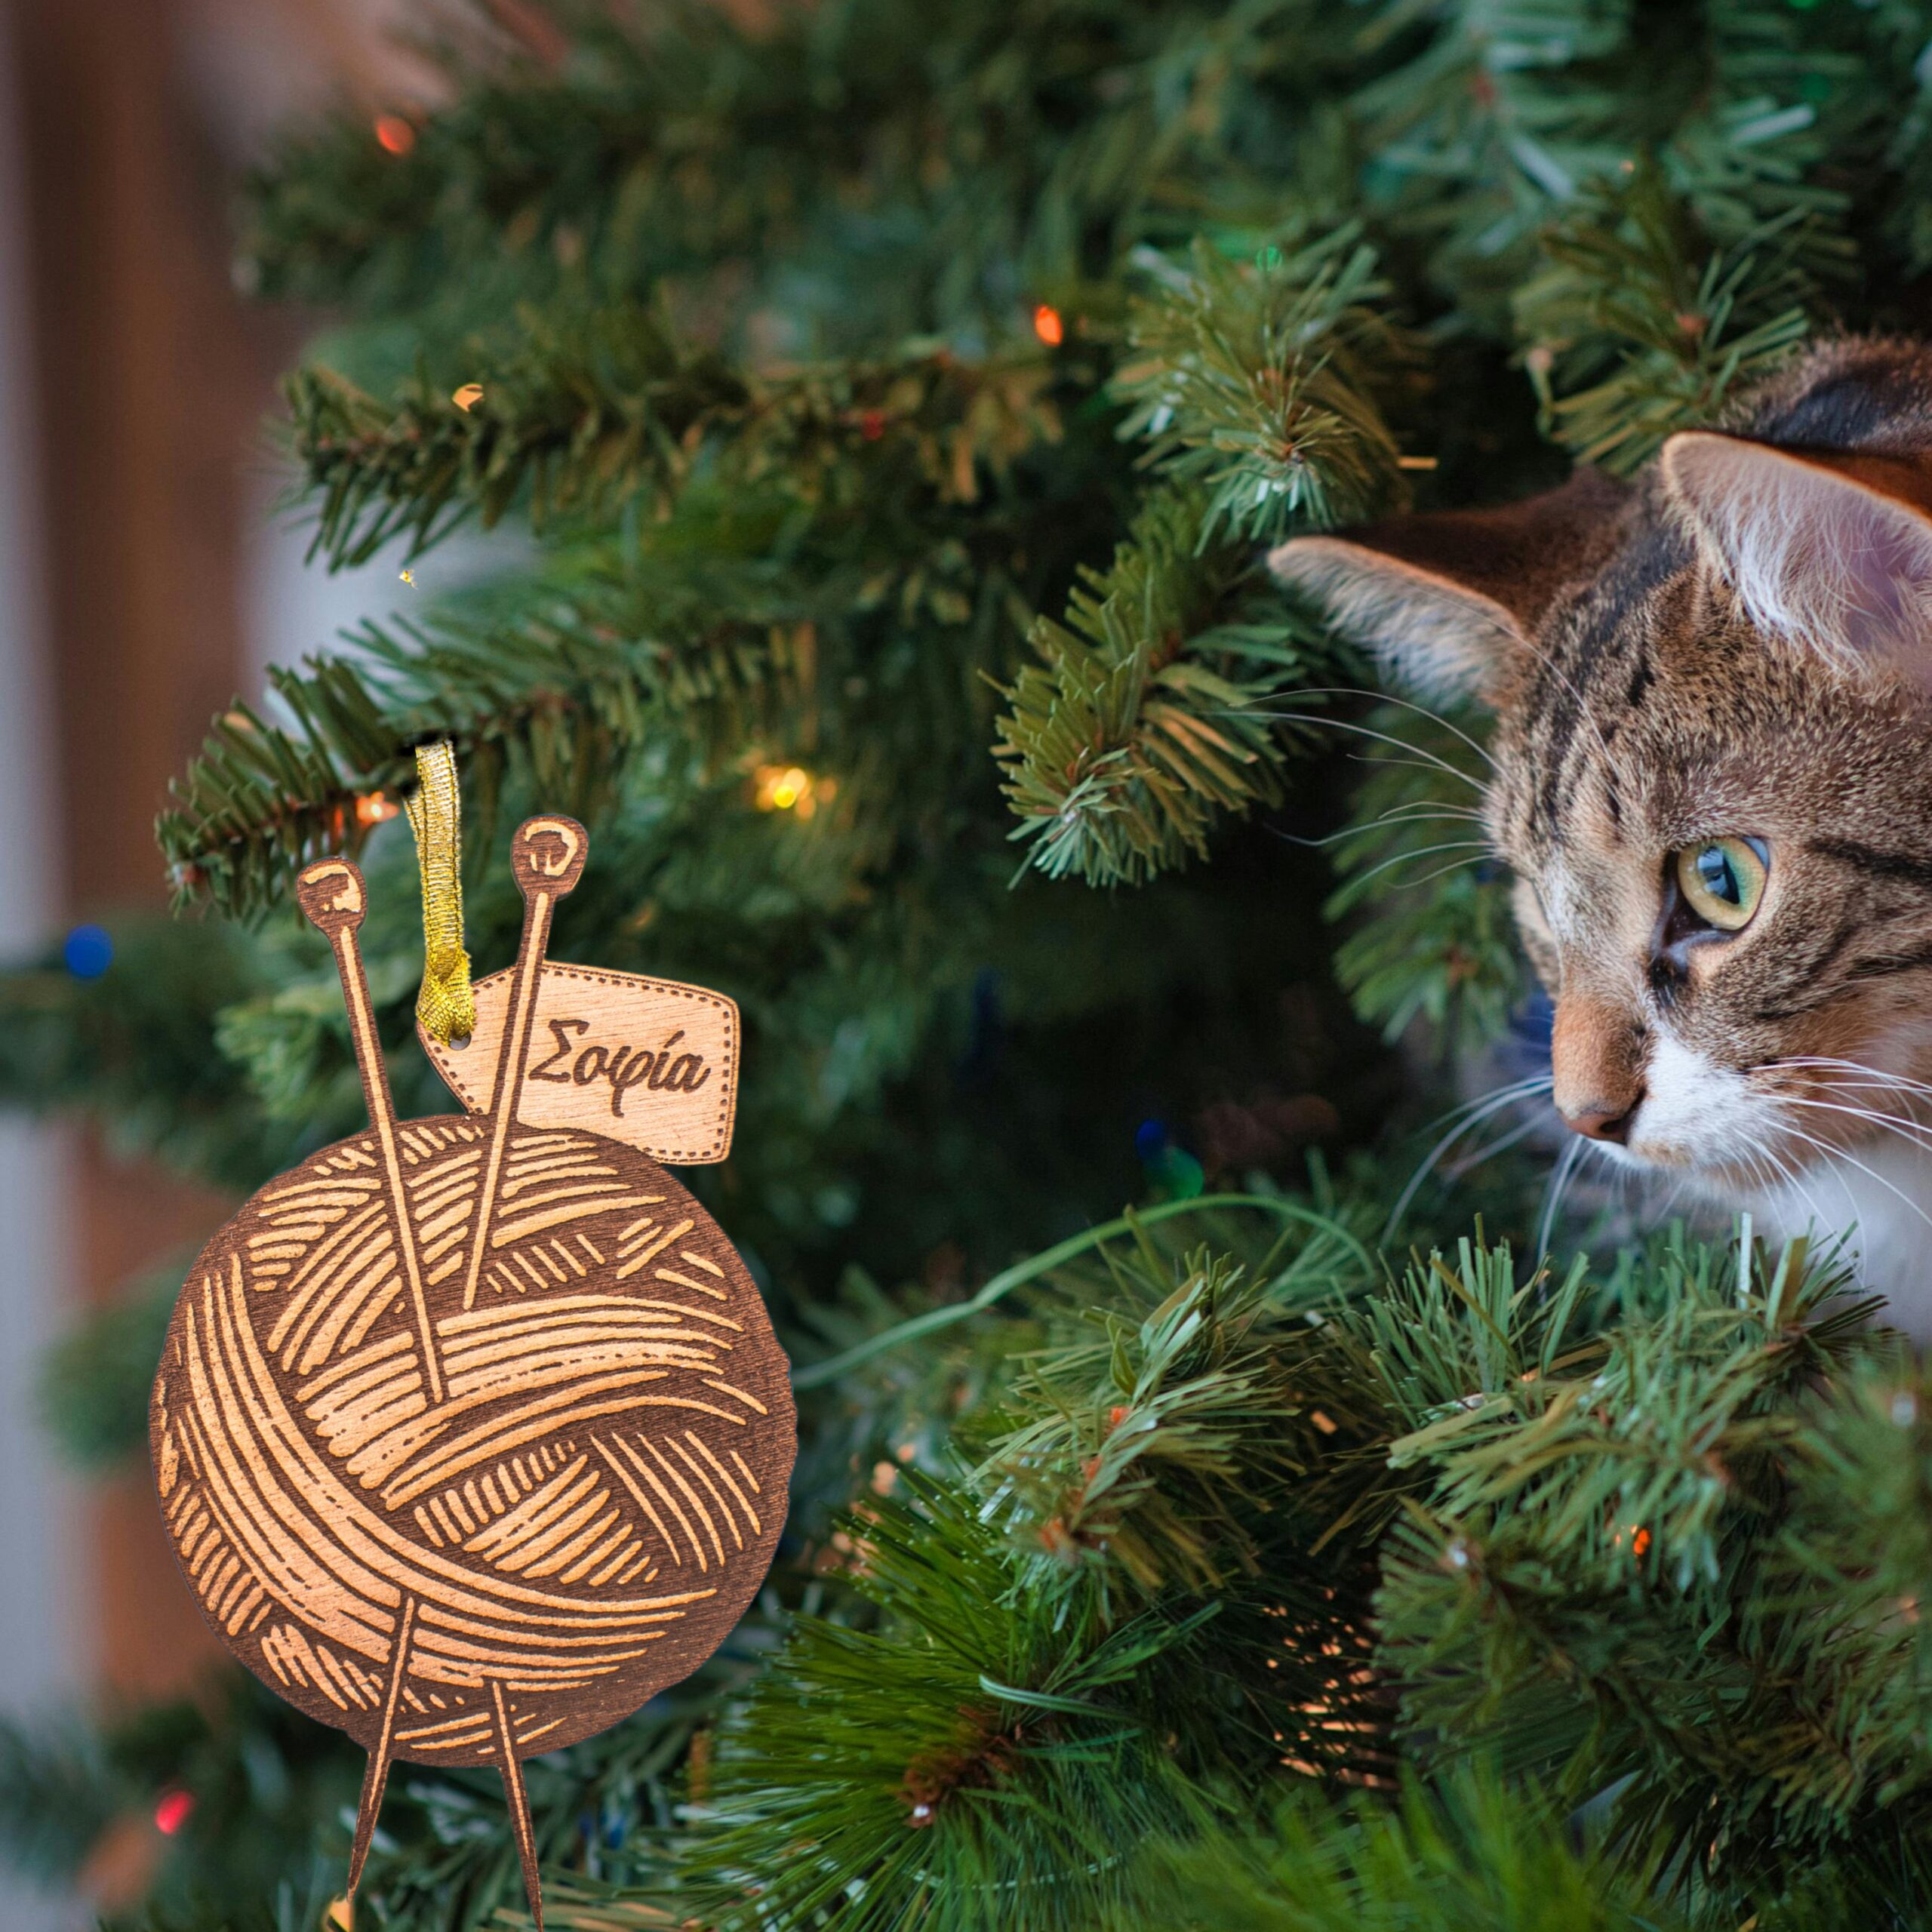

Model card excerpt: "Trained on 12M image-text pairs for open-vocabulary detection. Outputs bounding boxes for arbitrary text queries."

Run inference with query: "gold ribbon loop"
[404,742,476,1044]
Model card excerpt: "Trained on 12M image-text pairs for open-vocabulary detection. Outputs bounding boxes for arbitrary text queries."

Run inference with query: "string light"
[63,923,113,980]
[1032,303,1064,346]
[356,791,401,827]
[374,115,416,156]
[1610,1518,1652,1557]
[452,383,485,412]
[154,1789,194,1835]
[753,765,833,817]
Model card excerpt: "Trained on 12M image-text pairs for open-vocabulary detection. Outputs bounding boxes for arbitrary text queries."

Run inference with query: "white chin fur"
[1737,1138,1932,1344]
[1583,1032,1932,1342]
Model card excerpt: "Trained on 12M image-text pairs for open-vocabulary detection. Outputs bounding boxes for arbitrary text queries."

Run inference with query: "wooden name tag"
[421,964,739,1164]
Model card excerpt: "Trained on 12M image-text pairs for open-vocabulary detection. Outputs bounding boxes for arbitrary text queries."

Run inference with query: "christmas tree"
[10,1,1932,1926]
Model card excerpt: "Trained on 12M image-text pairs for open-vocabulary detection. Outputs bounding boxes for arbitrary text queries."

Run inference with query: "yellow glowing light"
[398,569,415,586]
[754,764,819,816]
[355,790,401,827]
[324,1896,353,1931]
[452,383,485,412]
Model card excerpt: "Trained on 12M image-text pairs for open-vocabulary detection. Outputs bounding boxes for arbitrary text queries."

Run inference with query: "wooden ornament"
[420,964,739,1163]
[149,817,794,1930]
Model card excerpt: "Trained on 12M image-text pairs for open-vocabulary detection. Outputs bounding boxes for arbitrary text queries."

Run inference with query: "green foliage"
[288,323,1056,574]
[1371,1229,1932,1907]
[288,301,751,565]
[165,339,1066,922]
[1114,228,1414,547]
[0,1713,121,1889]
[1320,703,1521,1053]
[38,1262,180,1471]
[1517,168,1817,474]
[0,1681,361,1932]
[692,1479,1219,1932]
[991,223,1422,888]
[672,1212,1392,1930]
[23,1,1932,1927]
[993,491,1342,885]
[1136,1767,1688,1932]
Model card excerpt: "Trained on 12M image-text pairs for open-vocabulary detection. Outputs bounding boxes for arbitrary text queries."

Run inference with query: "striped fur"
[1274,338,1932,1335]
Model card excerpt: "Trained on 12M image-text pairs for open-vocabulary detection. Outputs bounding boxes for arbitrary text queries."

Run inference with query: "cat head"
[1272,338,1932,1197]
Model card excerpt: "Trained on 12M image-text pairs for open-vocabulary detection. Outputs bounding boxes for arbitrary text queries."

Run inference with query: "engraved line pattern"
[156,1115,786,1770]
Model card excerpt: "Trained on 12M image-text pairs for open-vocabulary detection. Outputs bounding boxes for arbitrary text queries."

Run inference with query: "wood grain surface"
[148,819,792,1924]
[149,1113,792,1763]
[422,965,738,1163]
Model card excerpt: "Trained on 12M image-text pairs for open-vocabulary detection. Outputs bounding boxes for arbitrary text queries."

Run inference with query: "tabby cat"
[1272,337,1932,1338]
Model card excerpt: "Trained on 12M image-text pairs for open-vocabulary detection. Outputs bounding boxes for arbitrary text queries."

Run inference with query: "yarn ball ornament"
[148,818,793,1927]
[151,1114,792,1764]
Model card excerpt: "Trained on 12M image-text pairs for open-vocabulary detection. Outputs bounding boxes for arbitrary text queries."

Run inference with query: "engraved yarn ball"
[150,1113,793,1766]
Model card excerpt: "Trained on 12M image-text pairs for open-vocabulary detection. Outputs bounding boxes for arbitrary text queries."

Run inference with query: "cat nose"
[1561,1095,1641,1144]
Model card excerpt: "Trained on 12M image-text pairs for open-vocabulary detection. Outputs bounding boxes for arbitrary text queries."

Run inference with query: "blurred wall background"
[0,3,474,1919]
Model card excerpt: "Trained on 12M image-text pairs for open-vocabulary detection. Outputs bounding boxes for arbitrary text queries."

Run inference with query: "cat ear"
[1267,468,1629,701]
[1660,429,1932,671]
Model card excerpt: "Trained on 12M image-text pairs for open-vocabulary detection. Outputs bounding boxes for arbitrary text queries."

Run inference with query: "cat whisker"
[1777,1094,1932,1149]
[1767,1057,1932,1106]
[1444,1109,1550,1180]
[1370,801,1488,824]
[1254,687,1500,777]
[1385,1075,1555,1240]
[1738,1130,1832,1247]
[1776,1123,1932,1239]
[1654,1164,1694,1226]
[1273,801,1484,851]
[1334,839,1494,892]
[1536,1134,1589,1262]
[1235,709,1488,793]
[1405,855,1497,890]
[1766,1136,1875,1280]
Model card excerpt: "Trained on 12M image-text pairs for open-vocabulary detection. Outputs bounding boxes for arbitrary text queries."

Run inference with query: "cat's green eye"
[1673,837,1769,933]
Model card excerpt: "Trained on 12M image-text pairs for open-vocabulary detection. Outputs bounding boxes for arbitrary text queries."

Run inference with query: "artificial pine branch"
[1369,1227,1932,1906]
[994,490,1337,886]
[0,915,301,1188]
[993,227,1414,888]
[976,1247,1358,1607]
[162,326,1065,923]
[155,556,808,918]
[1320,703,1521,1051]
[685,1476,1226,1932]
[238,0,1367,345]
[288,305,750,565]
[1134,1764,1690,1932]
[38,1260,183,1472]
[289,321,1058,570]
[1515,168,1816,475]
[1112,226,1415,546]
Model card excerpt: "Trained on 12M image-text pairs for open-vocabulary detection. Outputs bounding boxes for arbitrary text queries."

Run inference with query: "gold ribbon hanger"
[404,741,476,1045]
